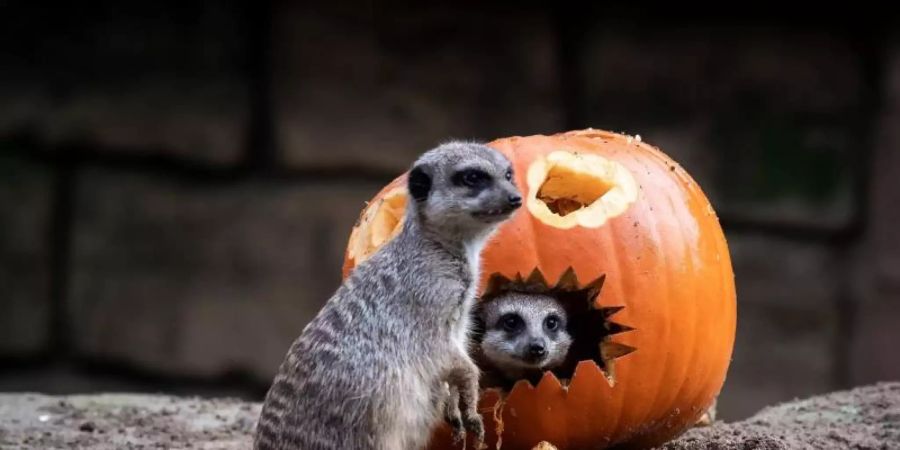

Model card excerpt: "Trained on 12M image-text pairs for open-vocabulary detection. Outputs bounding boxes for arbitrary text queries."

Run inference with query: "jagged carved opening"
[472,268,635,390]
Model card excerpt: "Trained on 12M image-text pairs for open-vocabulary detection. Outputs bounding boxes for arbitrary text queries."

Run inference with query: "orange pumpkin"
[342,129,736,449]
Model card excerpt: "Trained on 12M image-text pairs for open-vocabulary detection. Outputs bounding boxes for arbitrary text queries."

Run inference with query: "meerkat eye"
[453,169,492,189]
[499,314,523,333]
[544,315,560,332]
[504,168,513,181]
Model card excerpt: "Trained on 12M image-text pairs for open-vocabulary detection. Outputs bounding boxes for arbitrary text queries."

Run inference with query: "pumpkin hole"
[536,165,614,217]
[526,150,638,229]
[369,192,406,244]
[347,187,407,265]
[474,269,635,391]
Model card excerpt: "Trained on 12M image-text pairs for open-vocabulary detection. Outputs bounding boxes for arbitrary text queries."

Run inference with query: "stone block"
[0,2,249,164]
[69,167,382,380]
[581,28,864,228]
[0,155,53,355]
[273,3,564,173]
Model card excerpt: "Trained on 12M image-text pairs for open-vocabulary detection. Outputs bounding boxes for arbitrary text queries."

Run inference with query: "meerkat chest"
[445,239,482,337]
[447,288,473,323]
[448,298,472,331]
[448,281,477,345]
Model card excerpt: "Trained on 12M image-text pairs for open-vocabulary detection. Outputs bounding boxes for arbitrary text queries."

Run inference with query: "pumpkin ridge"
[667,181,709,434]
[625,146,676,437]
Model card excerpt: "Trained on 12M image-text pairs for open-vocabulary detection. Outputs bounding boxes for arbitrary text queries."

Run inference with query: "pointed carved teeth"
[486,268,609,294]
[598,305,625,317]
[582,274,606,303]
[492,273,513,284]
[599,340,637,362]
[555,267,579,290]
[604,321,634,335]
[484,273,513,296]
[525,268,548,288]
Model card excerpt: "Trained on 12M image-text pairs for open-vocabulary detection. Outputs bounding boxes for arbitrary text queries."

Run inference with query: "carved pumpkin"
[342,129,736,449]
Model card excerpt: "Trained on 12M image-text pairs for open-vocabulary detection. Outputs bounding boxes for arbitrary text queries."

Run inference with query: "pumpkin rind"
[342,129,737,449]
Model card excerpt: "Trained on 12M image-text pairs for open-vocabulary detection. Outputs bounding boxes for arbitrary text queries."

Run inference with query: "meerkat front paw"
[450,422,466,446]
[462,410,485,445]
[446,410,464,441]
[444,385,465,443]
[447,354,487,447]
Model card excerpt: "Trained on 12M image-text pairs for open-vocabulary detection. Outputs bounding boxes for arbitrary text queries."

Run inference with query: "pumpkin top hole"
[526,151,638,229]
[536,165,614,216]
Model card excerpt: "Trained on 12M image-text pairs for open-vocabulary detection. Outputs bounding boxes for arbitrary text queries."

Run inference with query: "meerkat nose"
[528,343,547,358]
[507,194,523,208]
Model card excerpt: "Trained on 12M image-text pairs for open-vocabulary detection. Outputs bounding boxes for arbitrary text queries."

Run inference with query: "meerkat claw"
[451,425,466,445]
[464,414,485,444]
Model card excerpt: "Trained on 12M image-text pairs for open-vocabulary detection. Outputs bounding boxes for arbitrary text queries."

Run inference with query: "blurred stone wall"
[0,2,897,420]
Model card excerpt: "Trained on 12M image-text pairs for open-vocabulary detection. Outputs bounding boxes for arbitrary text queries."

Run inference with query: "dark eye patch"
[505,168,513,181]
[499,313,523,333]
[452,168,492,189]
[544,315,561,332]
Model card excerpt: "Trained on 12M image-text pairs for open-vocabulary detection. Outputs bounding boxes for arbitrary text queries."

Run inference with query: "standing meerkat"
[254,141,522,450]
[476,292,573,388]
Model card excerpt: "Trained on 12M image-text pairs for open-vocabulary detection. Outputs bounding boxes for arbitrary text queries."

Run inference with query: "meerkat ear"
[408,166,432,202]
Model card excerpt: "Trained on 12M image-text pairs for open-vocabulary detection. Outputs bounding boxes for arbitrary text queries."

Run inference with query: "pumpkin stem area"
[476,269,635,390]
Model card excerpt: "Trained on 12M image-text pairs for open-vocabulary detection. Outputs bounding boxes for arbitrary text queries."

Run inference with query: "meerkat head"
[478,292,573,379]
[406,141,521,241]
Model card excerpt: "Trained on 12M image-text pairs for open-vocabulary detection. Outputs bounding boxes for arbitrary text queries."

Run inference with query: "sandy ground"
[661,382,900,450]
[0,382,897,449]
[0,393,259,449]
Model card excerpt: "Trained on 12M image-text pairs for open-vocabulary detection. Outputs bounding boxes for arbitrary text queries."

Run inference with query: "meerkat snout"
[527,341,547,359]
[507,193,523,208]
[478,292,573,385]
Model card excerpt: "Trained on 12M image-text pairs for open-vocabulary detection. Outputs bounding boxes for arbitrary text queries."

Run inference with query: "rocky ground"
[662,382,900,450]
[0,393,259,449]
[0,383,897,449]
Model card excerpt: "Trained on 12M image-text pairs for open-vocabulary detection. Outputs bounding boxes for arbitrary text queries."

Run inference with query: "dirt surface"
[0,383,897,449]
[661,382,900,450]
[0,393,258,449]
